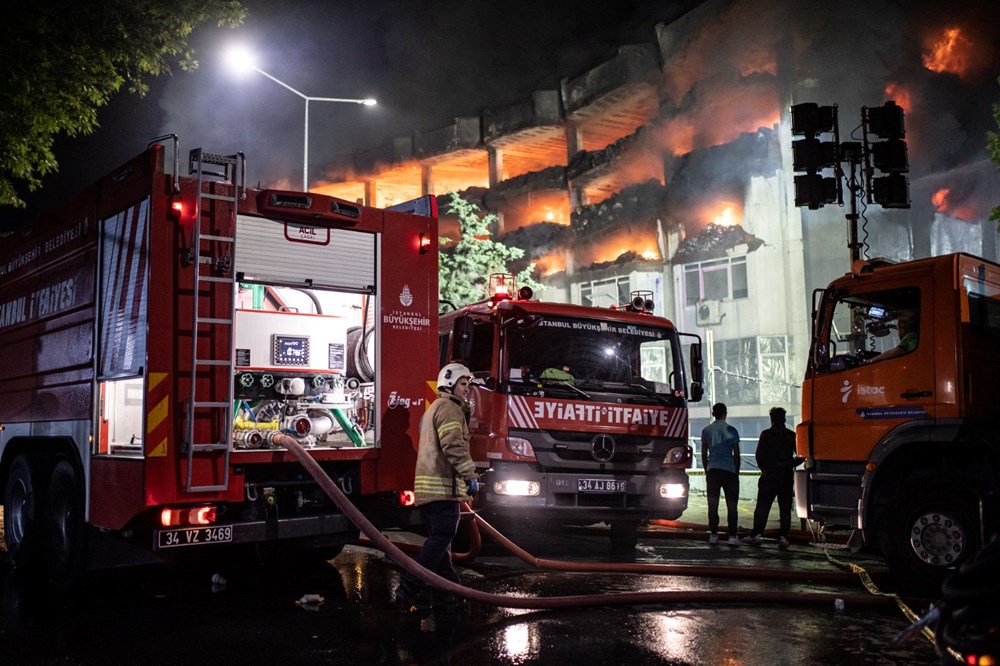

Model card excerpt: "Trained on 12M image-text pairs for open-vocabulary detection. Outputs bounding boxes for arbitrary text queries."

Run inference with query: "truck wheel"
[3,454,47,575]
[46,457,86,590]
[882,483,977,593]
[609,519,640,551]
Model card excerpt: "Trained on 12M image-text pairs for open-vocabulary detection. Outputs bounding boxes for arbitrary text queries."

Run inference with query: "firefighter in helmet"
[395,362,479,616]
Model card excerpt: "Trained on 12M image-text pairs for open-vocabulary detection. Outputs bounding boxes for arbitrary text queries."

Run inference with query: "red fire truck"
[796,253,1000,587]
[0,139,437,587]
[440,278,704,548]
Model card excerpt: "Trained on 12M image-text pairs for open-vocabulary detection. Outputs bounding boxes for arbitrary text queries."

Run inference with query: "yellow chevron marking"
[147,396,169,432]
[148,438,168,458]
[148,371,168,392]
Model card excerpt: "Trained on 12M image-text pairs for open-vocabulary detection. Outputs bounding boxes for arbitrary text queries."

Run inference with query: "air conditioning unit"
[695,299,723,326]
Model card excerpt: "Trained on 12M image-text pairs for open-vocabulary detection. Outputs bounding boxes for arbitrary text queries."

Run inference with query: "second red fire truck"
[440,278,704,548]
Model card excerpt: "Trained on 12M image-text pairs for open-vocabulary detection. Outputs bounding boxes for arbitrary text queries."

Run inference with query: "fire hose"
[276,434,890,610]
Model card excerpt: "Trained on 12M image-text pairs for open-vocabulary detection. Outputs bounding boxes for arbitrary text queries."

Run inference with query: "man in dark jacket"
[745,407,803,548]
[395,362,479,616]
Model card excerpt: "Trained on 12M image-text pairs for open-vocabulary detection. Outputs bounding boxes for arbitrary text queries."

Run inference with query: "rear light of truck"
[160,505,217,527]
[398,490,416,507]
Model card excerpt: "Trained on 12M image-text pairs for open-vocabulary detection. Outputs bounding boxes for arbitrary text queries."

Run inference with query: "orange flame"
[584,228,661,266]
[932,188,949,210]
[931,187,977,221]
[922,27,973,78]
[697,200,743,228]
[535,250,567,276]
[884,83,911,114]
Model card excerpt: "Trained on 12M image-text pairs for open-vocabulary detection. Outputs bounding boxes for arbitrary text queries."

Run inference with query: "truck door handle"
[901,390,932,398]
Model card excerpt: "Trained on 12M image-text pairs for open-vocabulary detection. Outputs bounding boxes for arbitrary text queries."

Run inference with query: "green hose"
[330,408,365,447]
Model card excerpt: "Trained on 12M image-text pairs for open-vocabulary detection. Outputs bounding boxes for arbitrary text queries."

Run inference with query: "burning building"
[310,0,1000,434]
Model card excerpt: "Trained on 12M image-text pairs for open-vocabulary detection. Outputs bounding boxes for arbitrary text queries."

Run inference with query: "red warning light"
[169,196,185,220]
[489,273,515,305]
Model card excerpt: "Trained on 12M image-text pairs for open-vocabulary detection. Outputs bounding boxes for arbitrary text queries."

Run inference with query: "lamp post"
[224,47,376,191]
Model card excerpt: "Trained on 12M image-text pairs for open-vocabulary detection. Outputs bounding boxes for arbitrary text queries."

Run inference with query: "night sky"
[5,0,700,229]
[5,0,1000,233]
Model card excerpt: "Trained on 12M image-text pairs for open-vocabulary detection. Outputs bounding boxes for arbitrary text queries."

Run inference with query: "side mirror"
[689,343,704,402]
[452,316,473,363]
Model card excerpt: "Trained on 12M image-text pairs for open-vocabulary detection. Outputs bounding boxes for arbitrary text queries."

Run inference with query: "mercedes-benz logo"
[591,434,616,462]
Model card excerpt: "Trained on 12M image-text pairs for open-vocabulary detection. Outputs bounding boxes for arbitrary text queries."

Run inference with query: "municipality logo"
[399,285,413,307]
[840,380,853,403]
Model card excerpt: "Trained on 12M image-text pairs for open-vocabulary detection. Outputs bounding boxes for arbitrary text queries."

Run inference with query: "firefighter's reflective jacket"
[413,392,476,505]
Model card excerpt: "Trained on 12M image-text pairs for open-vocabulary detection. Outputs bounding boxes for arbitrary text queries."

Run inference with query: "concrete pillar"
[364,180,377,207]
[566,122,584,159]
[421,165,434,196]
[488,147,504,186]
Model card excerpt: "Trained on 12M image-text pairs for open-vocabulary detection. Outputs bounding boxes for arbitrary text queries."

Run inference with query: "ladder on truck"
[184,148,244,492]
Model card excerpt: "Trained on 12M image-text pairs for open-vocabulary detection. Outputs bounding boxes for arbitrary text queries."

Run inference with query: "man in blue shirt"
[701,402,741,546]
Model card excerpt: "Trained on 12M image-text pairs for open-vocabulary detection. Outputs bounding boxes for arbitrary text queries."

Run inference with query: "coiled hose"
[277,433,890,610]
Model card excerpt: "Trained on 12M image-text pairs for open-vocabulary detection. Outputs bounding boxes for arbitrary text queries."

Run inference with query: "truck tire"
[3,454,47,576]
[46,457,87,590]
[609,519,640,551]
[881,481,978,594]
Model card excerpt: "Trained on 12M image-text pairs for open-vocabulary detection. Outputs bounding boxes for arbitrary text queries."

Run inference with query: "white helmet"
[437,362,473,391]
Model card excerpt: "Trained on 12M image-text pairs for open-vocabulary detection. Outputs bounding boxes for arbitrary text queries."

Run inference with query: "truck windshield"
[820,286,920,371]
[505,317,681,394]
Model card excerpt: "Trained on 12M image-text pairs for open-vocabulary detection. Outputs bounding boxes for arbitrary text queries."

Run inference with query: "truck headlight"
[506,437,535,458]
[659,483,686,499]
[493,480,541,496]
[662,445,690,465]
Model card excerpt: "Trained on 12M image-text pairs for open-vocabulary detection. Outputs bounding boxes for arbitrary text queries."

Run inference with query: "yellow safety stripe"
[437,421,463,437]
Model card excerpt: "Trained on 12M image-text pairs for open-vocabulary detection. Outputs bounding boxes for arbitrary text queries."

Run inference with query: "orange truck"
[796,252,1000,586]
[439,280,704,548]
[0,139,438,587]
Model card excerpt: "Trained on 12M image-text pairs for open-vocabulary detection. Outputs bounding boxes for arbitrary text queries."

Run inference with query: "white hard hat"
[437,362,473,391]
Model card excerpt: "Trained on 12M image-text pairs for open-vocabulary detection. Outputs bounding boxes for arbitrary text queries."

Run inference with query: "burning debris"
[671,223,763,264]
[570,180,667,237]
[502,222,572,259]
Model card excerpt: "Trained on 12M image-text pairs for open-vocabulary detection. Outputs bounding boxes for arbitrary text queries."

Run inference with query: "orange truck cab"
[797,252,1000,587]
[439,280,704,549]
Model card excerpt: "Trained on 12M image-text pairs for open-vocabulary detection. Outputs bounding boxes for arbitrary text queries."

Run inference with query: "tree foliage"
[439,193,541,309]
[990,76,1000,226]
[0,1,246,207]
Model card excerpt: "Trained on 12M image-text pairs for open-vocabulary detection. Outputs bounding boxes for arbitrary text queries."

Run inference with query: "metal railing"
[688,437,761,473]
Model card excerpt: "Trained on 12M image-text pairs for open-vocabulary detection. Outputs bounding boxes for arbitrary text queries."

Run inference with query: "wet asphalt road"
[0,522,942,665]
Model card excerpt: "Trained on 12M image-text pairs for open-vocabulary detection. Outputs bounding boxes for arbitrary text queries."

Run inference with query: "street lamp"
[224,45,376,191]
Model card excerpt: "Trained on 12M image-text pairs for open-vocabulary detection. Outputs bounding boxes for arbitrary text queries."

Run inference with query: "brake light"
[399,490,416,507]
[160,506,218,527]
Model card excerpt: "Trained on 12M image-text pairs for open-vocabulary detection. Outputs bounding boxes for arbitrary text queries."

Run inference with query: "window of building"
[711,335,790,406]
[578,276,631,309]
[684,256,748,305]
